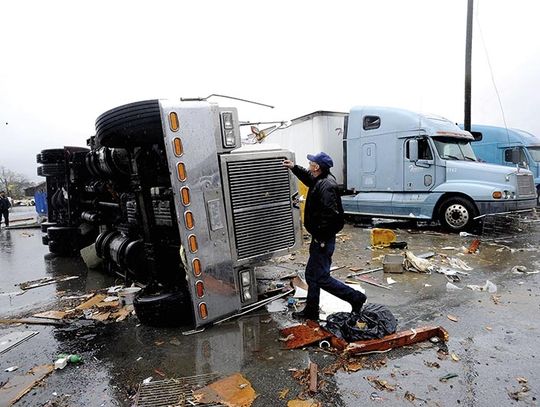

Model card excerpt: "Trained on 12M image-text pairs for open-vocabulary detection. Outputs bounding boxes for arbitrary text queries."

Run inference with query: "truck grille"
[226,157,296,260]
[517,174,535,197]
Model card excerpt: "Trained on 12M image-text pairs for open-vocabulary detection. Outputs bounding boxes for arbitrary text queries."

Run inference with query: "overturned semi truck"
[36,99,302,327]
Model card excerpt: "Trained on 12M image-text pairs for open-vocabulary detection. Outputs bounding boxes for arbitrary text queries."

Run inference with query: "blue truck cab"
[466,125,540,205]
[266,107,537,232]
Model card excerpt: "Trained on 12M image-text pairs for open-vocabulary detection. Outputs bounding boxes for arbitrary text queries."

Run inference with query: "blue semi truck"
[465,124,540,205]
[265,107,538,232]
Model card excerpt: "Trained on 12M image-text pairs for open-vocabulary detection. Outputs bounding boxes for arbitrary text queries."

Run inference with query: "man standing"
[0,191,11,228]
[284,152,366,320]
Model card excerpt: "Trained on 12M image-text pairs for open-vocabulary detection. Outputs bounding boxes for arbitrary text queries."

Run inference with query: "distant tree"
[0,166,35,198]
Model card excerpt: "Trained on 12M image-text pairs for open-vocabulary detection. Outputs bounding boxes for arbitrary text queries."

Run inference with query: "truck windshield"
[433,137,477,161]
[527,147,540,162]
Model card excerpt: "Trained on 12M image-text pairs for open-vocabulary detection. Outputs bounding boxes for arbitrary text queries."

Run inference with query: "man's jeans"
[305,236,366,312]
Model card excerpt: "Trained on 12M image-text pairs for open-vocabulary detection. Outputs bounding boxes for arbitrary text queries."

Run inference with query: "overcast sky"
[1,0,539,182]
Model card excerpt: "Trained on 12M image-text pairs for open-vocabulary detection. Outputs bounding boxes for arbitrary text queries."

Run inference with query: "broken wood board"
[349,275,391,290]
[332,326,449,354]
[33,310,67,320]
[91,312,111,322]
[309,362,318,393]
[0,331,39,354]
[110,307,131,322]
[76,294,106,310]
[279,320,334,350]
[193,373,257,406]
[0,364,53,406]
[287,400,321,407]
[17,276,79,290]
[0,318,65,327]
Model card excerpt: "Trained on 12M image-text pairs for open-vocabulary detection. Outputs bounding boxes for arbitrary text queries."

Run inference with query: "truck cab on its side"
[37,100,301,328]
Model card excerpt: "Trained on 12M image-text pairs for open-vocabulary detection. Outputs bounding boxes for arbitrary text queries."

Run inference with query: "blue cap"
[307,152,333,169]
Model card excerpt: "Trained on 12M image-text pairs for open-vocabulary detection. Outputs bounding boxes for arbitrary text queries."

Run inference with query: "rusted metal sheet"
[280,321,334,350]
[336,326,449,354]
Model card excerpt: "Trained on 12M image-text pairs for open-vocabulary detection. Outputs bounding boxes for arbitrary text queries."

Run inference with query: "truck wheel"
[39,163,65,177]
[39,149,65,164]
[47,226,79,241]
[41,222,57,233]
[438,197,478,232]
[95,100,163,148]
[48,239,78,256]
[133,288,193,327]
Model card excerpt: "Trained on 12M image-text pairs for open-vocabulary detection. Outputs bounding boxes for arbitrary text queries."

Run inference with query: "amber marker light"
[184,211,195,230]
[173,138,183,156]
[199,302,208,319]
[492,191,502,199]
[192,258,202,276]
[188,234,198,253]
[196,281,205,298]
[169,112,180,132]
[177,162,187,181]
[180,187,191,206]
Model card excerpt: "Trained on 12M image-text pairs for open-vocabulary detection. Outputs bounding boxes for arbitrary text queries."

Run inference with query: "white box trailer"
[265,111,347,186]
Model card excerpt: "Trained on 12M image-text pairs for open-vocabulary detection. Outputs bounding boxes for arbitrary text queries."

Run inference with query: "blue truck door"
[403,138,436,191]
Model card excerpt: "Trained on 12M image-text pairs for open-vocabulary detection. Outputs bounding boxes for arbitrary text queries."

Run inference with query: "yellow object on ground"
[370,228,397,247]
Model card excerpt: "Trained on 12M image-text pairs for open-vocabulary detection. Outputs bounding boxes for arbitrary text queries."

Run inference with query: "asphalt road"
[0,211,538,406]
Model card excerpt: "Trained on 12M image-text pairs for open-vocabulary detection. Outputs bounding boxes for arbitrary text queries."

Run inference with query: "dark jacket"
[291,165,344,241]
[0,196,11,211]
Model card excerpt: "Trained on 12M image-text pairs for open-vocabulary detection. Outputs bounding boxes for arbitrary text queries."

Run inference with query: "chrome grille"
[226,157,296,260]
[517,174,535,197]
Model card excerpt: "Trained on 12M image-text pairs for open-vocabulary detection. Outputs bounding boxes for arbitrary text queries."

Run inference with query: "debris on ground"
[370,228,397,247]
[466,239,481,254]
[438,267,468,282]
[365,376,396,392]
[0,364,54,406]
[446,282,463,291]
[0,331,39,354]
[308,362,318,393]
[439,373,458,382]
[349,274,391,290]
[16,276,79,290]
[466,280,497,293]
[287,399,321,407]
[280,321,334,350]
[193,373,257,407]
[447,315,459,322]
[511,265,539,275]
[404,251,435,273]
[4,366,18,372]
[383,254,404,274]
[0,318,65,327]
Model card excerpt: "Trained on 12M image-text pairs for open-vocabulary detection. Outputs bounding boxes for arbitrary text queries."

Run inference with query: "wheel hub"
[445,204,469,228]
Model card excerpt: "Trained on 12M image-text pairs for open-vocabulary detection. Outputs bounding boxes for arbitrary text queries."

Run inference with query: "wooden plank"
[76,294,106,310]
[0,364,54,406]
[339,326,449,354]
[280,320,334,350]
[0,318,65,327]
[309,362,318,393]
[33,310,67,320]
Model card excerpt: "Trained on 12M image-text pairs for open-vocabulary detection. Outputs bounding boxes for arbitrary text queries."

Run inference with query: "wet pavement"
[0,207,539,406]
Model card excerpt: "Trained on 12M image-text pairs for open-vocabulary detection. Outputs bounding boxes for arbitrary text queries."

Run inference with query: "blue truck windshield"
[527,147,540,162]
[433,137,477,161]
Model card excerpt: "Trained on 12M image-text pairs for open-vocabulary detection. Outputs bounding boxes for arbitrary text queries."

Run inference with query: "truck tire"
[438,197,478,232]
[133,288,193,327]
[48,239,78,256]
[39,149,65,164]
[39,163,65,177]
[95,100,163,148]
[41,222,58,233]
[47,226,79,241]
[537,186,540,206]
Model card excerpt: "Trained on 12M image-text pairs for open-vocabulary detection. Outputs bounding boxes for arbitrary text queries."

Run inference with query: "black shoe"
[292,309,319,321]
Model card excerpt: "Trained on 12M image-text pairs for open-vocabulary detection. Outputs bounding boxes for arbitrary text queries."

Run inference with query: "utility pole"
[464,0,474,131]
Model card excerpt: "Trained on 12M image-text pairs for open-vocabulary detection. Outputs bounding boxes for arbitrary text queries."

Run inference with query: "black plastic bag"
[324,303,398,342]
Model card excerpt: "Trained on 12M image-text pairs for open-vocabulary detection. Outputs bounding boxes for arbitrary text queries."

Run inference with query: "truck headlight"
[241,270,251,286]
[221,111,237,148]
[242,287,252,301]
